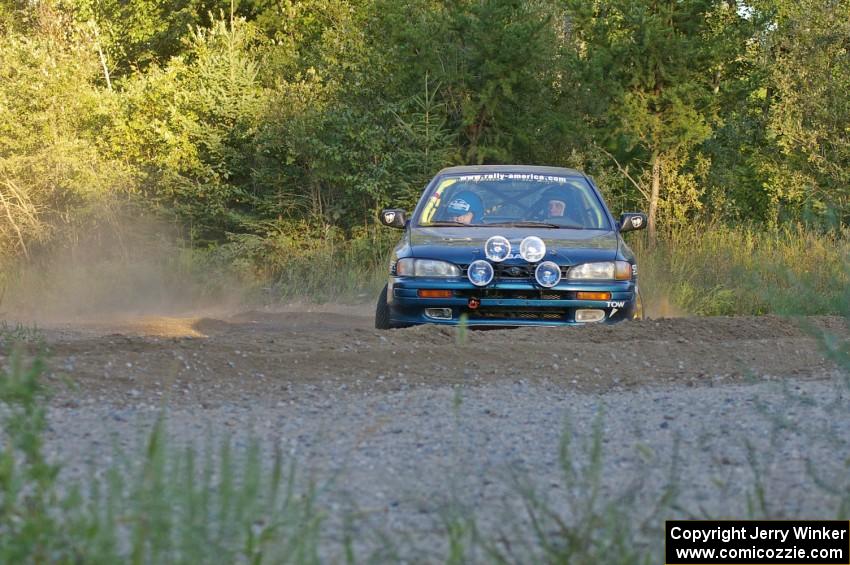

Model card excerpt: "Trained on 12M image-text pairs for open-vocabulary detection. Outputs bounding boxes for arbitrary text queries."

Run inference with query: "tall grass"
[207,224,399,304]
[0,352,326,563]
[631,223,850,316]
[2,221,848,315]
[256,221,850,316]
[0,320,42,346]
[224,222,850,314]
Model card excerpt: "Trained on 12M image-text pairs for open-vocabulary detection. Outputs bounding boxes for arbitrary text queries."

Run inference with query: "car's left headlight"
[396,258,461,277]
[567,261,632,281]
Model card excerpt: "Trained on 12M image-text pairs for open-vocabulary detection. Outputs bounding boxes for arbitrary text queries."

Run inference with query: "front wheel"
[375,283,391,329]
[632,287,645,320]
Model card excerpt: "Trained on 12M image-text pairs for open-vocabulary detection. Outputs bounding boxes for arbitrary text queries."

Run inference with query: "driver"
[444,191,484,224]
[537,187,572,220]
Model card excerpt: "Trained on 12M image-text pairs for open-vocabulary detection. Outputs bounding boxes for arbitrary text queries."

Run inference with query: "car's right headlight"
[396,258,461,277]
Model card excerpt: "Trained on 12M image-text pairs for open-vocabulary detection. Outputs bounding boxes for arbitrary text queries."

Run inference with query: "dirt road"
[32,310,842,405]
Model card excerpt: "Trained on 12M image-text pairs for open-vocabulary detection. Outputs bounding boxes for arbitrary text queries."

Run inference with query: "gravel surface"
[10,310,844,558]
[46,375,850,512]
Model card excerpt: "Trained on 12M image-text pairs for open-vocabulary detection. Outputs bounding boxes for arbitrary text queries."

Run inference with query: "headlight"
[567,261,632,281]
[519,236,546,262]
[467,260,494,286]
[484,235,511,262]
[535,261,562,288]
[396,258,461,277]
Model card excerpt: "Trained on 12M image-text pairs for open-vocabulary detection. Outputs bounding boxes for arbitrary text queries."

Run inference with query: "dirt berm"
[31,311,844,404]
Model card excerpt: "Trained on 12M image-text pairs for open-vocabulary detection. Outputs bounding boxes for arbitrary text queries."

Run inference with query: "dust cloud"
[644,294,687,318]
[0,215,249,326]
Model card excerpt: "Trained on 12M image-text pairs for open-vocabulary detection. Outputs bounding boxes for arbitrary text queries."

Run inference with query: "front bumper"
[387,277,638,326]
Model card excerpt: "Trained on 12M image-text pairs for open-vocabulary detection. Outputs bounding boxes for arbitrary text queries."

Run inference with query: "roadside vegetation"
[3,221,849,317]
[633,224,850,317]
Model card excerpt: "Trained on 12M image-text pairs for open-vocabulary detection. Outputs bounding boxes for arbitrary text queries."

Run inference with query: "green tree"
[0,4,130,259]
[565,0,750,239]
[372,0,565,165]
[106,16,267,242]
[757,0,850,224]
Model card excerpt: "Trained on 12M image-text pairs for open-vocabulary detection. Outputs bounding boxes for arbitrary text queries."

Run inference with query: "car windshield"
[416,172,611,230]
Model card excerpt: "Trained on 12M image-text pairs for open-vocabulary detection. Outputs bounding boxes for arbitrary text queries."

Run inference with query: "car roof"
[435,164,586,177]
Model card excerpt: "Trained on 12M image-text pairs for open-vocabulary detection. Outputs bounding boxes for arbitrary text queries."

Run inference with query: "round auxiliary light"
[519,236,546,263]
[535,261,562,288]
[467,260,494,287]
[484,235,511,262]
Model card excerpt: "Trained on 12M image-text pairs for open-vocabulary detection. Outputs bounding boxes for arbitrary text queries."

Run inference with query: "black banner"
[666,520,850,564]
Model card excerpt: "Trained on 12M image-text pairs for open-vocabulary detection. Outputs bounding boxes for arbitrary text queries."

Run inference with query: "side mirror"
[379,208,407,229]
[619,212,647,233]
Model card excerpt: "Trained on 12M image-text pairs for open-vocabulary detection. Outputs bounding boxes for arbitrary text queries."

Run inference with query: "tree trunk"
[648,152,661,244]
[89,21,113,91]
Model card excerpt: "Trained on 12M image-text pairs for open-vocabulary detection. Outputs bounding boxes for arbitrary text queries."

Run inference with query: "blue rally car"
[375,165,647,328]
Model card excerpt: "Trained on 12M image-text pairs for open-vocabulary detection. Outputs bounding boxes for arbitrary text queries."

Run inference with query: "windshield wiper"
[485,221,582,229]
[425,221,479,227]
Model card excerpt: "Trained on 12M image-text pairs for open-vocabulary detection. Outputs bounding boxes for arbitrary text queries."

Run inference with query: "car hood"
[408,227,619,265]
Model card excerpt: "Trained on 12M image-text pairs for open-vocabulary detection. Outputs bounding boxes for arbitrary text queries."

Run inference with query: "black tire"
[375,283,391,329]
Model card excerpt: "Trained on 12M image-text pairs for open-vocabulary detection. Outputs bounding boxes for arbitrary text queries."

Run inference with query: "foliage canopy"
[0,0,848,262]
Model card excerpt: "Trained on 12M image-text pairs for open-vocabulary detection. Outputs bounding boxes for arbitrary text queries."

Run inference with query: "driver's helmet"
[536,187,573,219]
[444,191,484,222]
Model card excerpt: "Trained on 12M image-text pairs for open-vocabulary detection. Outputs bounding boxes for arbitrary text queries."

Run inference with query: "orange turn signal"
[418,289,453,298]
[576,291,611,301]
[614,260,633,280]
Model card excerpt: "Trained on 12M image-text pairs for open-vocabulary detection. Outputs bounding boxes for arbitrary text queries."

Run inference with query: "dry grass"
[631,223,850,316]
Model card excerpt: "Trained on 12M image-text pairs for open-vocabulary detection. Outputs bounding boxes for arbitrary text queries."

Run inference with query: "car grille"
[469,308,568,321]
[455,289,565,300]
